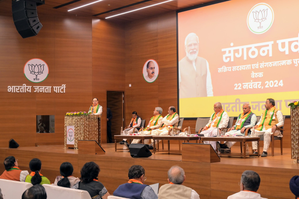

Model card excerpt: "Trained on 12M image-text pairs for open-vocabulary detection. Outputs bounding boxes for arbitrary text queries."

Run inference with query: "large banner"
[178,0,299,117]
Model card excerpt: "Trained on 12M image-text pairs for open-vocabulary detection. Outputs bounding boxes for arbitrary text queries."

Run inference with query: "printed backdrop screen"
[178,0,299,118]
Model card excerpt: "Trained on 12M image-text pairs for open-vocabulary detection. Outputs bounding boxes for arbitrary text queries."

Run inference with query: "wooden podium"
[291,107,299,160]
[64,115,101,149]
[182,143,220,163]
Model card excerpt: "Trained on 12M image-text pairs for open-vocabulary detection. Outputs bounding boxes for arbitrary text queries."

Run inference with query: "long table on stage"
[200,136,260,158]
[152,136,200,154]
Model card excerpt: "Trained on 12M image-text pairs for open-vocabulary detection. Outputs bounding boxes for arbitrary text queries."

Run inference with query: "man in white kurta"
[88,98,103,116]
[219,103,257,151]
[227,170,266,199]
[121,111,142,145]
[151,106,179,136]
[200,102,229,150]
[131,107,163,144]
[251,98,284,157]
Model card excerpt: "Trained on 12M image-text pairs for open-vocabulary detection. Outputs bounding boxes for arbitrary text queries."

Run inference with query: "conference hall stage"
[0,143,297,199]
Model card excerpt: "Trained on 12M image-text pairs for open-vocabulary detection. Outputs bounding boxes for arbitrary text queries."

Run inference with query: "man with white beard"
[179,32,213,98]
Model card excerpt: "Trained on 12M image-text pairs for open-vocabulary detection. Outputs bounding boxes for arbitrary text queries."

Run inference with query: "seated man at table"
[120,111,142,146]
[131,107,163,146]
[219,103,256,153]
[200,102,229,150]
[251,98,284,157]
[151,106,179,136]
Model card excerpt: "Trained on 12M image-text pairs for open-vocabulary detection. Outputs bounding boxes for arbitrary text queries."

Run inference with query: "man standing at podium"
[88,98,102,116]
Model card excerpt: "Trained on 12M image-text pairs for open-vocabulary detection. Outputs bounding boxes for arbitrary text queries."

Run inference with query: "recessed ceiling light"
[68,0,102,12]
[105,0,173,19]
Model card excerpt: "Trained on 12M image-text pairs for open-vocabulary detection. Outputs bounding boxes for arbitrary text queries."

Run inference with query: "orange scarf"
[29,172,43,176]
[235,111,252,130]
[128,179,143,184]
[257,106,278,131]
[130,118,137,126]
[90,104,99,114]
[160,113,177,129]
[206,109,224,128]
[145,115,162,130]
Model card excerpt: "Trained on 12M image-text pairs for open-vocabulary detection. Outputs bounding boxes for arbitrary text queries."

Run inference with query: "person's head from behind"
[146,61,155,79]
[22,184,47,199]
[167,166,185,185]
[3,156,17,171]
[57,162,74,188]
[289,175,299,198]
[29,158,42,185]
[240,170,260,192]
[80,162,100,183]
[128,165,146,183]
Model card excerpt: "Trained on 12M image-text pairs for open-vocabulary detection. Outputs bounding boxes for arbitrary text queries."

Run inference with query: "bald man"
[200,102,229,150]
[159,166,200,199]
[179,32,213,99]
[219,103,257,152]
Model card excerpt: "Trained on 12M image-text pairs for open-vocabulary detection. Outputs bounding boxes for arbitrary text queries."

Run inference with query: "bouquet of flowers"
[65,111,89,116]
[288,101,299,109]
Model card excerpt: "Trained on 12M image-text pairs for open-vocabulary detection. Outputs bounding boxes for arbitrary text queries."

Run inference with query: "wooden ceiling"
[2,0,221,22]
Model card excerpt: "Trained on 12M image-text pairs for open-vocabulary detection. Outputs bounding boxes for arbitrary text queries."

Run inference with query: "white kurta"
[151,114,179,136]
[200,111,229,150]
[88,105,103,116]
[227,191,267,199]
[251,110,284,152]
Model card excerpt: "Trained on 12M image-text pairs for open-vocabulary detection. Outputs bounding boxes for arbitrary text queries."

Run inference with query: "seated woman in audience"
[22,184,47,199]
[73,162,110,199]
[290,175,299,199]
[25,158,50,185]
[53,162,80,188]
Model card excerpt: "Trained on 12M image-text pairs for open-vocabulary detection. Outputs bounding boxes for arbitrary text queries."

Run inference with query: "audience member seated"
[159,165,199,199]
[131,107,163,148]
[22,184,47,199]
[73,161,110,199]
[0,156,29,182]
[113,165,157,199]
[25,158,50,185]
[219,103,256,153]
[120,111,142,147]
[251,98,284,157]
[289,175,299,199]
[227,170,266,199]
[151,106,179,136]
[53,162,80,188]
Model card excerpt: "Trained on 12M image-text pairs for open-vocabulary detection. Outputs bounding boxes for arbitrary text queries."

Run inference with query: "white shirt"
[162,114,179,127]
[206,111,229,129]
[227,191,267,199]
[147,116,163,129]
[130,117,142,128]
[191,189,200,199]
[256,110,284,128]
[88,105,102,116]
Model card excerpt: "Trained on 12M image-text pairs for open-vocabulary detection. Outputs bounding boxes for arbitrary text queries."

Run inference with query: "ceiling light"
[68,0,102,12]
[105,0,173,19]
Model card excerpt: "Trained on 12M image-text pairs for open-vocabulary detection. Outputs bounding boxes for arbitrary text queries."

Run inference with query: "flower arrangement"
[288,101,299,109]
[66,111,89,116]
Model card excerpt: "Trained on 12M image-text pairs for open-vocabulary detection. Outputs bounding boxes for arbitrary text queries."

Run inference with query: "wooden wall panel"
[0,9,93,146]
[92,20,126,143]
[124,11,177,125]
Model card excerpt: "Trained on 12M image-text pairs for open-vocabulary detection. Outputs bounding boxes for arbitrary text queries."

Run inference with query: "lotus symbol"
[28,64,44,81]
[252,9,268,29]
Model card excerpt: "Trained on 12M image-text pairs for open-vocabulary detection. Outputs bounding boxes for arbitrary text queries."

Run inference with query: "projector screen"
[178,0,299,118]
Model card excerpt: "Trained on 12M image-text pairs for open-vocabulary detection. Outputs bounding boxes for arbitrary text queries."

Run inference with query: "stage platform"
[0,143,298,199]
